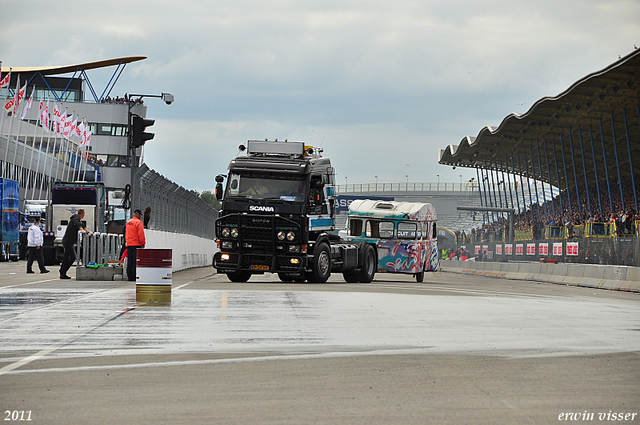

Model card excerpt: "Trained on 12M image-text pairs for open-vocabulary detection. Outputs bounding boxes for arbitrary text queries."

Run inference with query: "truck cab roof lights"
[247,140,304,156]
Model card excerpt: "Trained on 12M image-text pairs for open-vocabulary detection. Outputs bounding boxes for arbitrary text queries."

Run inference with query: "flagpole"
[52,104,63,185]
[0,66,9,178]
[36,95,51,200]
[3,74,19,175]
[19,85,36,178]
[26,89,44,199]
[11,79,28,171]
[80,118,88,181]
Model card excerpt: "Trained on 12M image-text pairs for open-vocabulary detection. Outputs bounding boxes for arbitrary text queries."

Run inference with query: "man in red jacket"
[125,209,146,281]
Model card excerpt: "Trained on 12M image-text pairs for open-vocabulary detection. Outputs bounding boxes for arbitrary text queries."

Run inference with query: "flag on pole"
[62,112,72,139]
[13,80,26,115]
[76,120,84,140]
[83,126,92,146]
[20,86,34,120]
[4,75,22,113]
[70,115,78,139]
[38,95,44,124]
[53,103,61,133]
[42,98,50,132]
[0,72,9,89]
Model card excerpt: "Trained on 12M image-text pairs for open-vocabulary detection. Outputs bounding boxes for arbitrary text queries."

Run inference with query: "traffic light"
[131,114,155,149]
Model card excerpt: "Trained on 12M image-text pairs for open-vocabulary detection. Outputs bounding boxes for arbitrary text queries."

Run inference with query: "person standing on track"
[26,217,49,274]
[125,209,146,281]
[59,208,88,279]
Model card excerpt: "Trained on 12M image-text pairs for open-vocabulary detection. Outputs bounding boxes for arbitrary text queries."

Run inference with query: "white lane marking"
[0,347,434,376]
[0,307,135,376]
[173,272,217,291]
[0,278,60,290]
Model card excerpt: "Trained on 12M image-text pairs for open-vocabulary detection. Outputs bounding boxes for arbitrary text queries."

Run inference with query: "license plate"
[251,264,269,271]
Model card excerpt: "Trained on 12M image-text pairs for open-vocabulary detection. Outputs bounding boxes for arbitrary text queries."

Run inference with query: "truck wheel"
[226,271,251,282]
[278,273,294,282]
[342,271,359,283]
[358,245,376,283]
[307,242,331,283]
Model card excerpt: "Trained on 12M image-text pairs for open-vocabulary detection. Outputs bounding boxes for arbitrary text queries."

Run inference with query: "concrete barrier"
[439,260,639,293]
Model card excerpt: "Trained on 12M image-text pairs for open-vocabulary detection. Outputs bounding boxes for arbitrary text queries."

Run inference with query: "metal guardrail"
[76,232,123,266]
[336,182,480,193]
[132,164,217,239]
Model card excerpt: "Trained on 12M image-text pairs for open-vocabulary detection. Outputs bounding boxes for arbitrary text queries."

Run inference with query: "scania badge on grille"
[249,205,275,212]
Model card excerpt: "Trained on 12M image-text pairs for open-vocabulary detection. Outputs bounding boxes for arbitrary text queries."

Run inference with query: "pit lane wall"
[144,230,216,272]
[440,260,640,293]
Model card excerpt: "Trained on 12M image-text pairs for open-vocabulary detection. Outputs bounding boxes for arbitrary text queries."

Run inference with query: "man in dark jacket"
[59,208,88,279]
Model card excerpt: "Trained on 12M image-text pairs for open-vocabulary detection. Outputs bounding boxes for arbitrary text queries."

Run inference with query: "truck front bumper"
[213,251,306,273]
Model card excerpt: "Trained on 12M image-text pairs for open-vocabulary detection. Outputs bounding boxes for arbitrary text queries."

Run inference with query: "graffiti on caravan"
[336,195,394,212]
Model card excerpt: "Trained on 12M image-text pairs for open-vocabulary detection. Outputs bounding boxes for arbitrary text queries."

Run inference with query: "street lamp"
[127,92,174,210]
[375,175,378,191]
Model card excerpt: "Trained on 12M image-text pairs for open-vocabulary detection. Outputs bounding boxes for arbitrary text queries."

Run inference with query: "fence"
[76,232,123,266]
[458,238,640,267]
[336,181,479,193]
[131,164,217,239]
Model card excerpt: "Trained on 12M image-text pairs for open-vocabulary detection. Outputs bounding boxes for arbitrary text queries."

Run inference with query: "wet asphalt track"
[0,261,639,424]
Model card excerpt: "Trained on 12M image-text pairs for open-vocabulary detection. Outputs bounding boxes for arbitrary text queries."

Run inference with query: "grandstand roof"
[2,56,146,76]
[438,49,640,190]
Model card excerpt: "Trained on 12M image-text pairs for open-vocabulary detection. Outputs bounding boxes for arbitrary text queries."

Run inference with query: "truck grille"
[216,213,303,272]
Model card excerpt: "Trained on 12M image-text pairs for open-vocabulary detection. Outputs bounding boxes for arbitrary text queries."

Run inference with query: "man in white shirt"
[26,217,49,274]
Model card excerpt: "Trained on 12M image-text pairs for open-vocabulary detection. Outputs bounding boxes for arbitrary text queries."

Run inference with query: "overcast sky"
[2,0,638,192]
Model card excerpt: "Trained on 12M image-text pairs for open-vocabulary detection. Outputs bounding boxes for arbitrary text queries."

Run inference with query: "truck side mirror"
[215,175,225,201]
[313,180,324,205]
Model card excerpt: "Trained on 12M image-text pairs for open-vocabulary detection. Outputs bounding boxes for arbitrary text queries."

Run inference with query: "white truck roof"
[348,199,437,221]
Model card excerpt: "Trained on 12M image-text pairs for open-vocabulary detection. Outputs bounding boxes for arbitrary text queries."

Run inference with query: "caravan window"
[349,219,363,237]
[397,222,417,239]
[379,221,394,239]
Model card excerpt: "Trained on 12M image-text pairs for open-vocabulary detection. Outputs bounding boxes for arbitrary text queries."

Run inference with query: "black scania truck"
[213,140,376,283]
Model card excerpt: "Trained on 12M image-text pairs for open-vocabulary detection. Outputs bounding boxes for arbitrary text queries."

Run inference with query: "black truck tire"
[358,244,376,283]
[278,273,295,282]
[226,271,251,282]
[307,242,331,283]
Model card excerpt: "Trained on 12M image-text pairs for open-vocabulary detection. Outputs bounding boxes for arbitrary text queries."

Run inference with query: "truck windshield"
[227,173,306,202]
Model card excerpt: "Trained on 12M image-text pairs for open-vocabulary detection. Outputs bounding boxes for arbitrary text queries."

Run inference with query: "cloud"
[2,0,638,190]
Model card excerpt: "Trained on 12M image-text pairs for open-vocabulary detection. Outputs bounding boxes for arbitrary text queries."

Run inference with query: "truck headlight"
[289,245,300,253]
[231,228,238,238]
[221,241,233,249]
[277,231,285,241]
[221,253,230,261]
[286,231,295,241]
[222,228,230,237]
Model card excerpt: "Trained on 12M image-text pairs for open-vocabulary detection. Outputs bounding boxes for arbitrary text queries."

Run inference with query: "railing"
[515,229,533,241]
[336,182,480,193]
[76,232,123,266]
[584,222,616,238]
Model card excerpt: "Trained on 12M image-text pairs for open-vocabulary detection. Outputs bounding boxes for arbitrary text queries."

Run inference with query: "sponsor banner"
[475,245,481,255]
[482,245,488,254]
[495,244,502,255]
[567,241,579,256]
[504,244,513,255]
[553,243,563,256]
[515,244,524,255]
[336,195,393,212]
[526,243,536,255]
[538,243,549,256]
